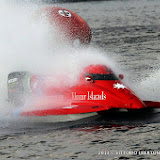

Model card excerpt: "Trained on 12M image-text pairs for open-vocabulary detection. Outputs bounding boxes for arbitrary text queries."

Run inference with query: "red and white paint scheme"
[9,64,160,122]
[41,7,92,47]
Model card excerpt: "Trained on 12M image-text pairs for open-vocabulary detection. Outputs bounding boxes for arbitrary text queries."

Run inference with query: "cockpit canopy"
[81,64,119,81]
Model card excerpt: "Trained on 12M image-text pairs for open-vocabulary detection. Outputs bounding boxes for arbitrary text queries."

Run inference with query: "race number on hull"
[58,10,72,17]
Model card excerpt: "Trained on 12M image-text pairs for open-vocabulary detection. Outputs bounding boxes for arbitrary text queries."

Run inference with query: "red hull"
[16,64,158,117]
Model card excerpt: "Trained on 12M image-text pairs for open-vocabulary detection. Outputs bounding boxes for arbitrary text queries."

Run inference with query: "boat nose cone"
[112,82,146,109]
[129,96,146,109]
[130,101,145,109]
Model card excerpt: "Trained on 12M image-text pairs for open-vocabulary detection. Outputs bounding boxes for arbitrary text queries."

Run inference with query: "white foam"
[0,1,118,123]
[133,70,160,101]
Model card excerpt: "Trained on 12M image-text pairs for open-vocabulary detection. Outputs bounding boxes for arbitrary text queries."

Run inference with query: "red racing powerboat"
[8,64,160,122]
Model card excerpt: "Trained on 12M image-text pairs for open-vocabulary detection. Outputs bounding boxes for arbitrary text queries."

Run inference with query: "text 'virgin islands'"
[72,91,106,100]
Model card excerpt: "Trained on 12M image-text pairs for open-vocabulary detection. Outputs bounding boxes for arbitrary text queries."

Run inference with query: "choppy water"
[1,0,160,159]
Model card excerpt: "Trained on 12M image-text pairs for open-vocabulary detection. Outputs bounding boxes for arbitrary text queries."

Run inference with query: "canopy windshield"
[85,73,118,80]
